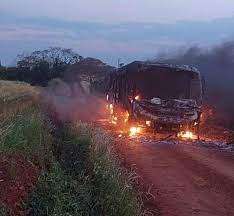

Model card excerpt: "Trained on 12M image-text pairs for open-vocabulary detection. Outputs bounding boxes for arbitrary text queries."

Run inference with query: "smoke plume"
[156,41,234,128]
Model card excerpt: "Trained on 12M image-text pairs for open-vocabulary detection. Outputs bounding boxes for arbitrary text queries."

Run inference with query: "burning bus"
[106,61,203,138]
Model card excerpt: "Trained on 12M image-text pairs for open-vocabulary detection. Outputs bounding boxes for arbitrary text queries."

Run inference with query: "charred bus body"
[107,61,203,136]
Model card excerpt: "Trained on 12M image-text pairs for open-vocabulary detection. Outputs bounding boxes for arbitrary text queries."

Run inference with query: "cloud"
[1,0,234,23]
[0,15,234,66]
[0,25,75,41]
[0,22,185,65]
[0,22,188,54]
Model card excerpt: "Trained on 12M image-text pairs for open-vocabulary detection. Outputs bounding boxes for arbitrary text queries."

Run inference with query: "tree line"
[0,47,83,86]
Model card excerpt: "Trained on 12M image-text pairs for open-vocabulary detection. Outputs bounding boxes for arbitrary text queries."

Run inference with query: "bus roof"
[117,61,200,76]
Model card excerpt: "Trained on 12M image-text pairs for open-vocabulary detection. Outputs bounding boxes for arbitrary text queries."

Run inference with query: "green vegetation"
[26,162,90,216]
[26,124,141,216]
[0,107,53,166]
[87,126,140,216]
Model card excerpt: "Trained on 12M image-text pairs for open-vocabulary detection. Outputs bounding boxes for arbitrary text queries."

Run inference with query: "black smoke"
[156,41,234,128]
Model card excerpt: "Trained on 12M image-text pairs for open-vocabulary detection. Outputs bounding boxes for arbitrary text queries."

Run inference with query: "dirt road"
[46,94,234,215]
[115,137,234,216]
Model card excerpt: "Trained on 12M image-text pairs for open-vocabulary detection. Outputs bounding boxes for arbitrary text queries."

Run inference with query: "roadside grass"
[25,162,92,216]
[0,80,38,101]
[0,80,53,175]
[26,123,142,216]
[0,80,39,119]
[63,123,142,215]
[0,80,54,214]
[86,125,141,216]
[0,106,53,167]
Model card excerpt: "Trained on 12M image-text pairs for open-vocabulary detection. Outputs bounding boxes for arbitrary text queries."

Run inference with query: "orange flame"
[111,116,118,125]
[146,121,151,127]
[135,95,140,101]
[109,103,114,115]
[129,127,141,136]
[124,111,129,123]
[178,131,196,139]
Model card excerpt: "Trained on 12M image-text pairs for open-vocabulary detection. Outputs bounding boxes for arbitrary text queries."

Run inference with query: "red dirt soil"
[114,138,234,216]
[0,155,40,216]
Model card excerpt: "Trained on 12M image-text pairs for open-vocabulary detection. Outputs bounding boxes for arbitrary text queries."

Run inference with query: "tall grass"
[26,162,93,216]
[26,123,141,216]
[64,123,142,215]
[0,80,54,214]
[0,80,39,119]
[0,106,53,167]
[85,125,141,216]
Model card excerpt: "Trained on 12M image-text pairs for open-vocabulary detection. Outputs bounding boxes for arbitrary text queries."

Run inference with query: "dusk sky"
[1,0,234,66]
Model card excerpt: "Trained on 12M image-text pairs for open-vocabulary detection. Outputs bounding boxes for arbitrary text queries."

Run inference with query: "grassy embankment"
[0,81,53,215]
[0,81,39,118]
[26,124,141,215]
[0,80,141,216]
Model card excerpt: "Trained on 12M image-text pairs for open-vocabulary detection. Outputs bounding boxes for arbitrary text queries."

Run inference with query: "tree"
[16,47,83,85]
